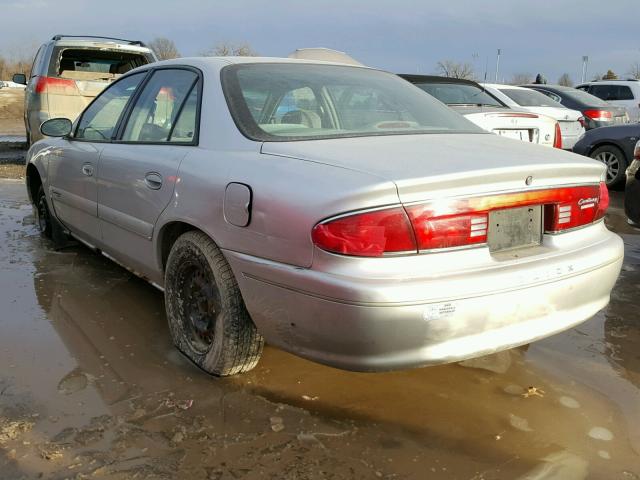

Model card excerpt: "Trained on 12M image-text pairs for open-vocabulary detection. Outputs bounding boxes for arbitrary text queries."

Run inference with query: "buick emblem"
[525,176,533,185]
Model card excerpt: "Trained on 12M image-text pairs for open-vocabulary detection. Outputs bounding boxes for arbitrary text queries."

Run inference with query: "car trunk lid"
[261,133,605,204]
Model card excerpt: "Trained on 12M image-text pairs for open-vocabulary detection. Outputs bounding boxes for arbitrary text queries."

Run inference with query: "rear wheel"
[164,231,263,376]
[591,145,627,189]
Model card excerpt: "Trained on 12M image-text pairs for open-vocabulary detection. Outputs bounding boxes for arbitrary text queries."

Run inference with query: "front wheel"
[35,185,53,238]
[164,231,263,376]
[591,145,627,189]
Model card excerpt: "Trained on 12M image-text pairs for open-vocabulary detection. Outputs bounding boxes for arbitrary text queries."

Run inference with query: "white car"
[576,80,640,123]
[0,80,27,89]
[401,75,562,148]
[481,83,585,150]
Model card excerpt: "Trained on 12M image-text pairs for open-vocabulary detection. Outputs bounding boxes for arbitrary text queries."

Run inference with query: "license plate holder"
[487,206,542,252]
[495,129,530,141]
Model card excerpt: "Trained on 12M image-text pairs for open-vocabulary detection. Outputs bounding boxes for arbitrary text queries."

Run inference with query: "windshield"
[221,64,482,141]
[562,89,610,107]
[411,83,504,107]
[498,88,562,107]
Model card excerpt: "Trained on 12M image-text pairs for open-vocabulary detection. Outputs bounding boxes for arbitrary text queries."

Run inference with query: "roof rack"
[51,35,147,47]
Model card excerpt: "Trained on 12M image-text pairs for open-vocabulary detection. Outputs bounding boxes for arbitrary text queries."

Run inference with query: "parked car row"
[399,75,565,149]
[24,53,623,376]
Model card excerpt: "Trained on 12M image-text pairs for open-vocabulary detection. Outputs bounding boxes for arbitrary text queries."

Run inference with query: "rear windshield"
[49,47,151,81]
[412,83,504,107]
[498,88,562,107]
[562,88,609,107]
[221,64,482,141]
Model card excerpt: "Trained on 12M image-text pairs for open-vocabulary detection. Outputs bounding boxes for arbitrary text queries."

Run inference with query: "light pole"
[495,49,501,82]
[581,56,589,83]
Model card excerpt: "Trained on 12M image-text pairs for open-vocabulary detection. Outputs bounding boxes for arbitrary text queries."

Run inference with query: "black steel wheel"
[164,231,263,376]
[35,185,52,238]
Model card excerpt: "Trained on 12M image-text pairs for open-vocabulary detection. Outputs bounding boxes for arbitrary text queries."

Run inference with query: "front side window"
[121,69,198,143]
[222,64,481,141]
[75,72,145,141]
[498,88,562,107]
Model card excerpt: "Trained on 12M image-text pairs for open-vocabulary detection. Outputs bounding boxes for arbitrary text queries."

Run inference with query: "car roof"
[143,56,374,70]
[398,74,481,87]
[521,84,573,92]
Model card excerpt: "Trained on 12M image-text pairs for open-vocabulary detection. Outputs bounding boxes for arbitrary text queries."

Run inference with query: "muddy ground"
[0,179,639,479]
[0,89,25,136]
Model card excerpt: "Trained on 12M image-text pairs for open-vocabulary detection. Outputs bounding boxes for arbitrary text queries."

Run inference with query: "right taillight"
[312,184,609,257]
[577,116,586,128]
[634,140,640,160]
[544,182,608,232]
[35,76,78,95]
[583,109,612,121]
[553,122,563,149]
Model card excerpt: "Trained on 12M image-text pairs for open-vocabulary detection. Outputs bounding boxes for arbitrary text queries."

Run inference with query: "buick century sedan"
[26,57,623,376]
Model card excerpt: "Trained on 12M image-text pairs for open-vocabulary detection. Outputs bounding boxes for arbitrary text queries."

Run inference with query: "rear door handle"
[81,164,94,177]
[144,172,163,190]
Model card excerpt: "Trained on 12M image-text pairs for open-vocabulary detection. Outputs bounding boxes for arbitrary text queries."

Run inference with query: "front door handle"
[81,163,94,177]
[144,172,163,190]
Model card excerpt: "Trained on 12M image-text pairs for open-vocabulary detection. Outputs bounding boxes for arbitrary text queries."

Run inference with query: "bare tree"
[201,42,258,57]
[148,37,180,60]
[509,73,534,85]
[627,62,640,80]
[558,73,573,87]
[435,60,474,80]
[602,69,618,80]
[591,72,603,81]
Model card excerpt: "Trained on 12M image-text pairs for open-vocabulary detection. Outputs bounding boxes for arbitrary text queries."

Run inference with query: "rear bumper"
[225,222,623,371]
[225,224,623,371]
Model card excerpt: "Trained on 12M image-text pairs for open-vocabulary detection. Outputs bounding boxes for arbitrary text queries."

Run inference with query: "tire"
[164,231,263,376]
[35,185,52,239]
[590,145,627,189]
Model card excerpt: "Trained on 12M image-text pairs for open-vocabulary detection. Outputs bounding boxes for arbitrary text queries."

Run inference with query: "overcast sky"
[2,0,639,83]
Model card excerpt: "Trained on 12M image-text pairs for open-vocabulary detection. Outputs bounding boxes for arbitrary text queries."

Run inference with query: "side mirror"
[40,118,72,138]
[12,73,27,85]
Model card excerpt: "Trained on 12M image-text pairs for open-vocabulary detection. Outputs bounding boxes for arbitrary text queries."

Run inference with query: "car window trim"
[72,70,151,143]
[112,65,203,147]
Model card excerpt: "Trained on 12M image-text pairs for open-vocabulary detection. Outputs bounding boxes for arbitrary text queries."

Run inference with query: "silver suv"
[13,35,156,145]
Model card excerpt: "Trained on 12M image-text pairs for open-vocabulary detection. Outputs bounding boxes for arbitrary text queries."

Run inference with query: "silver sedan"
[26,57,623,376]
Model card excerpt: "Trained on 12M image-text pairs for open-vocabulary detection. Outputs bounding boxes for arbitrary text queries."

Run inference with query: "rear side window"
[75,72,145,141]
[589,84,634,101]
[49,47,150,81]
[121,69,199,143]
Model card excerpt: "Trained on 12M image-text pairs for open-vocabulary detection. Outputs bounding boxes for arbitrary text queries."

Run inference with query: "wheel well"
[25,164,42,203]
[589,142,628,163]
[159,221,198,271]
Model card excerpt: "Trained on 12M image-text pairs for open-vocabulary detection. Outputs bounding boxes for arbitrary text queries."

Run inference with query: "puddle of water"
[1,182,639,479]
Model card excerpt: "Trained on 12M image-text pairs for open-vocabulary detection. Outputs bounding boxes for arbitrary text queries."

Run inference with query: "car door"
[48,72,147,247]
[96,67,200,279]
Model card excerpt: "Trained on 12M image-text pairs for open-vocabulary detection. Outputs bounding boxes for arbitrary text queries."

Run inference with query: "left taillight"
[311,207,417,257]
[553,122,563,149]
[312,183,609,257]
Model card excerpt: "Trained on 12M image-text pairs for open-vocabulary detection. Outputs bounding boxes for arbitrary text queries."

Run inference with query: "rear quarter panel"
[156,148,400,269]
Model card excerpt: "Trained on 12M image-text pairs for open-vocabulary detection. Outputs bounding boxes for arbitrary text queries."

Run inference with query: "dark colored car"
[572,124,640,188]
[523,84,628,130]
[624,141,640,224]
